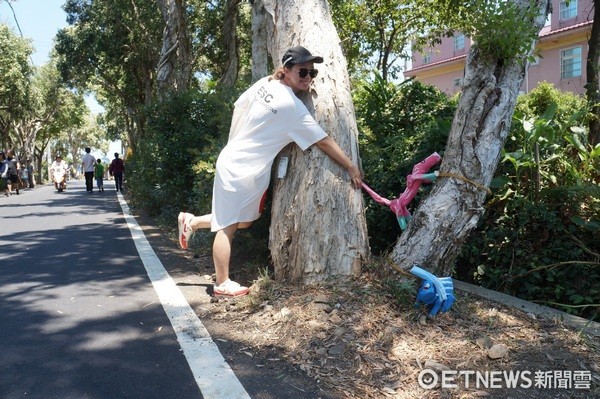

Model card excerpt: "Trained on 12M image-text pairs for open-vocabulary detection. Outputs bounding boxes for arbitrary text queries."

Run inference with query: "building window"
[559,0,577,20]
[453,34,465,51]
[453,77,464,87]
[422,52,431,64]
[560,46,582,79]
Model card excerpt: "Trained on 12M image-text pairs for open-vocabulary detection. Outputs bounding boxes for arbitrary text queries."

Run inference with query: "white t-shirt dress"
[211,76,327,231]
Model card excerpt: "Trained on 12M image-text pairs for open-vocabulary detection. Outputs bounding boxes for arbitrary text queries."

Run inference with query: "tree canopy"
[0,23,34,147]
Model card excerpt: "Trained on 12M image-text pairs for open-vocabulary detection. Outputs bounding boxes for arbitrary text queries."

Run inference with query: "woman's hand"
[315,137,363,189]
[347,164,363,189]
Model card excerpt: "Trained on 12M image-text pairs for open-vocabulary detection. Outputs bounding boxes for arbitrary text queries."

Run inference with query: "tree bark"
[586,0,600,146]
[156,0,192,98]
[218,0,242,88]
[13,119,40,162]
[251,1,270,81]
[252,0,369,284]
[391,0,552,276]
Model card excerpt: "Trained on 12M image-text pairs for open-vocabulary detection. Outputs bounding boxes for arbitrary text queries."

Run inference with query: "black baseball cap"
[282,46,323,67]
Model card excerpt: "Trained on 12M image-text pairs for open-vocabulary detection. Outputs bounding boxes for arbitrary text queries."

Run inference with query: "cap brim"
[298,55,323,64]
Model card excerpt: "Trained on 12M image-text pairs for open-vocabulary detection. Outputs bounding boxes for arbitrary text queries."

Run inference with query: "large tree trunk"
[218,0,242,88]
[251,1,270,81]
[252,0,369,284]
[586,0,600,146]
[391,0,552,276]
[156,0,192,98]
[13,120,39,161]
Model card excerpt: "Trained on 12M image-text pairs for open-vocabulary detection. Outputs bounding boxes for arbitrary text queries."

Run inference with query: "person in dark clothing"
[4,150,20,195]
[108,152,125,192]
[0,152,8,196]
[26,159,34,188]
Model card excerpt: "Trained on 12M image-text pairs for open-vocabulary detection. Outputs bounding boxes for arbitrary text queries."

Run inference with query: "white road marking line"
[118,194,251,399]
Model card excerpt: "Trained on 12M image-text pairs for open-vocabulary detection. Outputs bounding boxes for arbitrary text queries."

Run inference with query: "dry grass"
[198,260,600,399]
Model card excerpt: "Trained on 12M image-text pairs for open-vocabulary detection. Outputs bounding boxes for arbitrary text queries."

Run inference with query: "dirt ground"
[136,213,600,399]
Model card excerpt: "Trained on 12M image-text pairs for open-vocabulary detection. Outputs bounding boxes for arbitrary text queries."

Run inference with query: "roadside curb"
[454,280,600,337]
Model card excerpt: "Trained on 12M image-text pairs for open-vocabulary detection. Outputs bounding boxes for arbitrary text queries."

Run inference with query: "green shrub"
[457,83,600,319]
[457,187,599,320]
[354,74,455,253]
[128,88,236,219]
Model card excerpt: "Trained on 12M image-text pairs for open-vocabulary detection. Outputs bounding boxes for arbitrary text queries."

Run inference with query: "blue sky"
[1,0,105,114]
[1,0,116,153]
[0,0,68,66]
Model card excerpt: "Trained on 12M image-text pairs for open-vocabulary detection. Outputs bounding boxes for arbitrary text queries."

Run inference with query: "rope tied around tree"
[436,172,492,195]
[361,152,493,232]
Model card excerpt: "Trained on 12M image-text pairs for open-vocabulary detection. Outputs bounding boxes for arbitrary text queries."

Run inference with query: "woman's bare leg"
[212,221,253,286]
[188,213,212,230]
[213,223,239,286]
[188,214,252,231]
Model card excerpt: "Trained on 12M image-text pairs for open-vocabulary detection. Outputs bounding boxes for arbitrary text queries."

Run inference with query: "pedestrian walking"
[4,150,20,196]
[26,159,34,188]
[109,153,125,192]
[81,147,96,192]
[20,163,29,190]
[0,151,8,196]
[94,158,105,192]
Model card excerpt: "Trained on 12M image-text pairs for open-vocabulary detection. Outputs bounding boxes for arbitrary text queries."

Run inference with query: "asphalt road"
[0,181,207,399]
[0,180,336,399]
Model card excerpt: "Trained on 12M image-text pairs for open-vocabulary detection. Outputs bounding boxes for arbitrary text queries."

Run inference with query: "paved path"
[0,181,248,399]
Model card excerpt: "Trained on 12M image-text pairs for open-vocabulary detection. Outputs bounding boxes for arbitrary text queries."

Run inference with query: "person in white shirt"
[51,155,69,191]
[51,156,68,173]
[81,147,96,192]
[177,46,362,297]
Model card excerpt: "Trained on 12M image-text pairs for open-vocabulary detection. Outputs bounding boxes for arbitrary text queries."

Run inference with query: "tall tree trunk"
[252,0,369,284]
[391,0,552,276]
[34,151,45,184]
[14,120,40,162]
[586,0,600,146]
[124,109,139,154]
[251,1,270,81]
[218,0,242,88]
[156,0,192,98]
[34,135,51,183]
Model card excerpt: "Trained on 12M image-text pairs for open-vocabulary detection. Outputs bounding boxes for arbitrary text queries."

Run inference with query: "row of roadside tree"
[1,0,597,318]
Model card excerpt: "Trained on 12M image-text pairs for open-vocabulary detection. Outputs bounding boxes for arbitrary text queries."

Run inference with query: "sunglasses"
[298,68,318,79]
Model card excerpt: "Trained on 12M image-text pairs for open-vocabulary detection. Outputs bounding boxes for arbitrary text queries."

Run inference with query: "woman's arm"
[315,136,362,188]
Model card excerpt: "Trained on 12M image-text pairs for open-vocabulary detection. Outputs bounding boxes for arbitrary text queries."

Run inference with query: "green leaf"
[569,294,584,304]
[490,175,510,189]
[564,131,586,152]
[571,217,600,232]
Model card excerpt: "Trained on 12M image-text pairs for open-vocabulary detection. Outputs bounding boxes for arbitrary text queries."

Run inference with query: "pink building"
[404,0,594,96]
